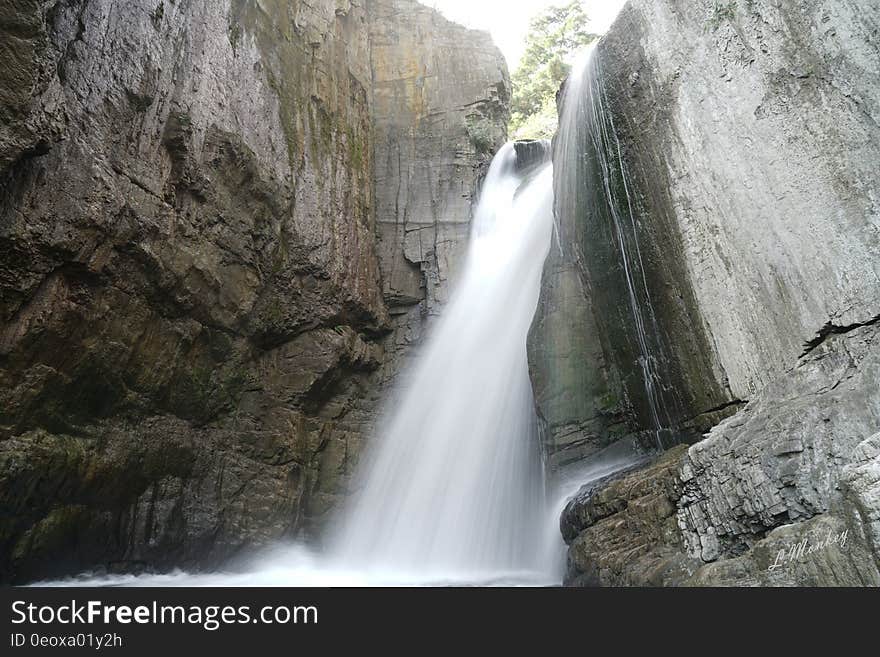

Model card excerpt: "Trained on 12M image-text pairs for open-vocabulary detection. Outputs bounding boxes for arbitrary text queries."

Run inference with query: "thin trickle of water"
[539,441,652,583]
[552,49,593,259]
[555,47,674,441]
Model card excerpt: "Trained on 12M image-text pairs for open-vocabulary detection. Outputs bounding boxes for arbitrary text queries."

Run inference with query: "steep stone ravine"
[535,0,880,586]
[0,0,508,583]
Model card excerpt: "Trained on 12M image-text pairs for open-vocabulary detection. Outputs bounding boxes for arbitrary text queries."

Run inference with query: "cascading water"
[556,47,676,443]
[38,47,662,589]
[529,47,674,581]
[331,143,555,583]
[42,143,560,587]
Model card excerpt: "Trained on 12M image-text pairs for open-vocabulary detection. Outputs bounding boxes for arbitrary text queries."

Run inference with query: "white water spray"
[556,47,674,438]
[331,144,555,582]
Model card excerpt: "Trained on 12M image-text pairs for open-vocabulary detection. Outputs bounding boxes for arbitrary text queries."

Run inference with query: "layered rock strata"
[0,0,508,582]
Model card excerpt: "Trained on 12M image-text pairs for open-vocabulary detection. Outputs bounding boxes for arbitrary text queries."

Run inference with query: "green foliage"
[150,2,164,30]
[509,1,598,139]
[513,100,559,142]
[466,115,496,155]
[706,1,736,31]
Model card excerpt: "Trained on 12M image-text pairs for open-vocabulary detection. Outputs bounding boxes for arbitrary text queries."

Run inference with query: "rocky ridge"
[540,0,880,586]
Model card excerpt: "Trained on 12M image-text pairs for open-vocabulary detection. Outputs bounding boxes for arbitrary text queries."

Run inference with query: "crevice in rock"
[801,313,880,357]
[54,0,89,84]
[696,398,747,417]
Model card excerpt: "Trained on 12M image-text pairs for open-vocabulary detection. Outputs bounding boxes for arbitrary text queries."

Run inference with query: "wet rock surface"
[562,446,700,587]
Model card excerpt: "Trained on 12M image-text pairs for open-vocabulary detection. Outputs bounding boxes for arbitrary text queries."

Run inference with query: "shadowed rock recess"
[0,0,508,582]
[533,0,880,585]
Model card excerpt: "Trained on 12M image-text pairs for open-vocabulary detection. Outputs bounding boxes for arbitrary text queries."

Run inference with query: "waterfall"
[39,53,658,589]
[555,48,676,442]
[40,144,560,587]
[331,143,555,583]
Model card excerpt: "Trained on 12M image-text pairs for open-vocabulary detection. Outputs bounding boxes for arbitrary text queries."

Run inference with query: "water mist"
[331,144,555,583]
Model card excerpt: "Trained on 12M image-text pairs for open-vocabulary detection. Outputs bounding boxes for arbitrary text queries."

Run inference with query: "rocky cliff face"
[562,325,880,586]
[595,0,880,404]
[537,0,880,585]
[0,0,508,582]
[368,0,508,383]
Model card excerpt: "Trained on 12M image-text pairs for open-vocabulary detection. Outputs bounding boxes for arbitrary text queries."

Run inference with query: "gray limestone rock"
[368,0,509,385]
[561,325,880,586]
[548,0,880,586]
[531,0,880,463]
[677,324,880,563]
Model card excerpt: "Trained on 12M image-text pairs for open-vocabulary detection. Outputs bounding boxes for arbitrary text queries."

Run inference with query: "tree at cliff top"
[510,1,598,140]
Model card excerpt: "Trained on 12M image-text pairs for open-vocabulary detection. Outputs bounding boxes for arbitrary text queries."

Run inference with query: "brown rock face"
[0,0,508,582]
[0,0,66,174]
[368,0,509,382]
[562,446,699,586]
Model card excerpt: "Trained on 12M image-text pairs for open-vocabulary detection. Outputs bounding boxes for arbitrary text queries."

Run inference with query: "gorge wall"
[0,0,508,583]
[535,0,880,585]
[369,0,508,382]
